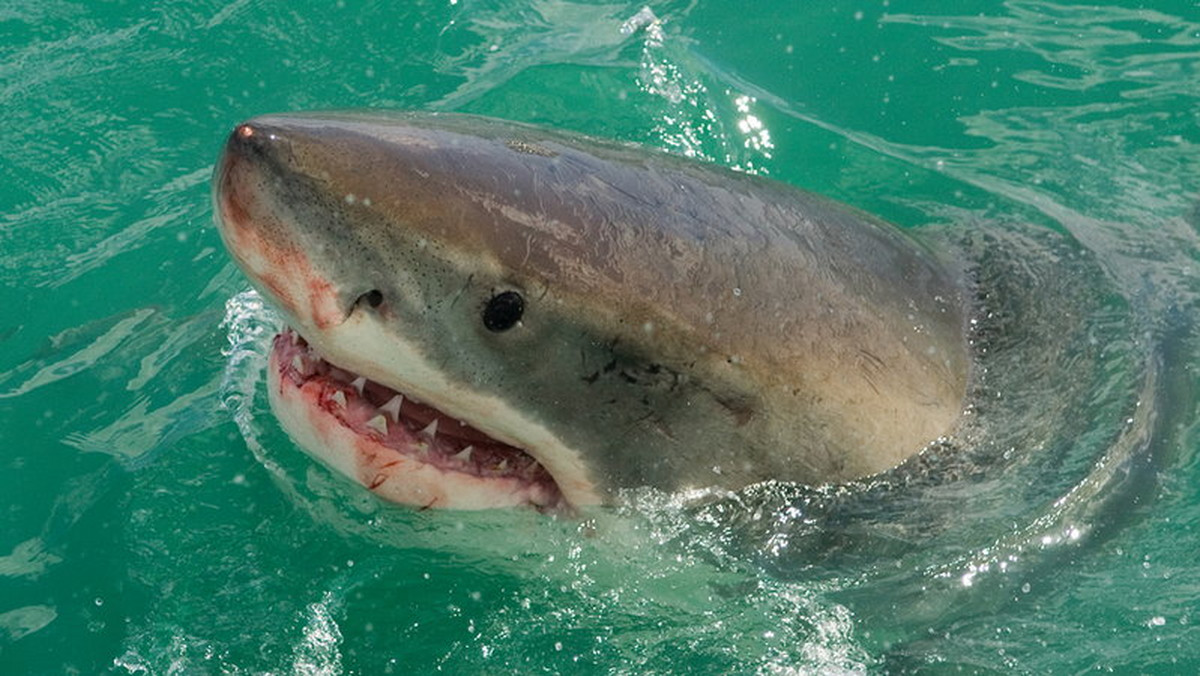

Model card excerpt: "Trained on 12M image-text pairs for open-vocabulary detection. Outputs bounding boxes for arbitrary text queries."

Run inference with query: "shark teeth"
[365,414,388,436]
[380,395,403,421]
[274,331,548,488]
[419,419,438,439]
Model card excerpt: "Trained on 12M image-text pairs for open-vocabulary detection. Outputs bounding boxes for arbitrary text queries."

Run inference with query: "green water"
[4,0,1200,672]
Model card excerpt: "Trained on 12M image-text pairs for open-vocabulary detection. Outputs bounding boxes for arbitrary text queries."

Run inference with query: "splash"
[292,592,345,676]
[621,6,774,174]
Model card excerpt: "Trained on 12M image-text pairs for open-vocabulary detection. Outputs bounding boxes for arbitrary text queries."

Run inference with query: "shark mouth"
[267,328,565,510]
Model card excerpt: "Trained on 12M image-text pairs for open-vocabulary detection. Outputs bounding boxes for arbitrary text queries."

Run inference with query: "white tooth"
[496,459,509,472]
[330,391,347,407]
[419,419,438,438]
[453,446,474,462]
[350,376,366,395]
[291,355,304,372]
[380,395,403,421]
[365,415,388,436]
[290,331,300,345]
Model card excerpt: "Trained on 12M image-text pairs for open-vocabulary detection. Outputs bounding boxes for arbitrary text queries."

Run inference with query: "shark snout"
[214,122,287,236]
[213,119,351,333]
[224,120,293,165]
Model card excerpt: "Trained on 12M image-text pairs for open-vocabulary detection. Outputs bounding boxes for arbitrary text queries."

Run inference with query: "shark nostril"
[358,289,384,308]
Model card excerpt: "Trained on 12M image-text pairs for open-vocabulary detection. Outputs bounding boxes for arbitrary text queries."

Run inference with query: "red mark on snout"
[308,277,341,330]
[258,271,298,313]
[217,145,347,330]
[218,156,252,230]
[219,160,307,316]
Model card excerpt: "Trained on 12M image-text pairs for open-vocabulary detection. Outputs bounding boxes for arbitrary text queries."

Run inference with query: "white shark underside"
[212,112,971,510]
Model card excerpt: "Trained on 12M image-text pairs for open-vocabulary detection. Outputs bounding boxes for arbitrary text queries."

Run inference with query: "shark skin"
[212,111,970,510]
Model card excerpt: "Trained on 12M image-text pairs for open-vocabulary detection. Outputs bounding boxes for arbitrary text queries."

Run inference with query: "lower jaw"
[265,334,565,511]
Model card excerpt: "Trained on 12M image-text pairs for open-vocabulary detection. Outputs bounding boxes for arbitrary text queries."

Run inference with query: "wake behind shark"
[212,112,970,510]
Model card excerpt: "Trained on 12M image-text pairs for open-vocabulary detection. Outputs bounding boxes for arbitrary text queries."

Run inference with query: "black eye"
[358,289,384,308]
[482,290,524,332]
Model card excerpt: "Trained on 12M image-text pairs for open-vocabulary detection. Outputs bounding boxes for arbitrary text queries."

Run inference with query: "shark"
[212,111,969,510]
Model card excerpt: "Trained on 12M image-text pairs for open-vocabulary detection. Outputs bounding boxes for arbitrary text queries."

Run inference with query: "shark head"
[213,111,969,510]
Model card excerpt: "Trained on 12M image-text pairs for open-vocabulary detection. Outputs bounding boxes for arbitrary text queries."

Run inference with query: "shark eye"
[358,289,384,308]
[483,291,524,332]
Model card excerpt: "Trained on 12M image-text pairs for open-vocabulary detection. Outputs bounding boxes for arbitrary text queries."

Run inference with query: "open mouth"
[268,328,565,510]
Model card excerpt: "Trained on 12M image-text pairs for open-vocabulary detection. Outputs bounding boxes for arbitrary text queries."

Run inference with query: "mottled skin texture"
[214,111,969,505]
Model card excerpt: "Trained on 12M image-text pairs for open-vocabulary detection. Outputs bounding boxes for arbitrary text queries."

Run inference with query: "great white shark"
[213,111,970,510]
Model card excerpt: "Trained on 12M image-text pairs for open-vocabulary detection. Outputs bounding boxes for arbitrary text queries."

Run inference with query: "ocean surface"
[3,1,1200,673]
